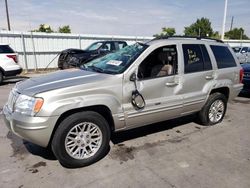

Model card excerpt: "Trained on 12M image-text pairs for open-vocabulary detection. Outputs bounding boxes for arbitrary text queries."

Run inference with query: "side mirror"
[131,90,145,110]
[130,72,137,82]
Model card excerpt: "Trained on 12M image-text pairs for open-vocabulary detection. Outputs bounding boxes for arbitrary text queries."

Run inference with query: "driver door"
[123,45,183,129]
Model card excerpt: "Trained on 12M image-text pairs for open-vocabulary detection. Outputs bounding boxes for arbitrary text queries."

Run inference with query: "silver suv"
[3,37,243,167]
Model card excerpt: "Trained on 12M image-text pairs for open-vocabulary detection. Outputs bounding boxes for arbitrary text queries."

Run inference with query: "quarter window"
[210,45,236,69]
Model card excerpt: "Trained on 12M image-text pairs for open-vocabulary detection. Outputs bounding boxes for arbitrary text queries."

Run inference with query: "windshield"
[232,47,241,53]
[81,43,148,74]
[86,42,103,51]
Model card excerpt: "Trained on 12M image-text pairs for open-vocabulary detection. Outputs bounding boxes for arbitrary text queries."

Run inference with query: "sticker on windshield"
[106,60,123,66]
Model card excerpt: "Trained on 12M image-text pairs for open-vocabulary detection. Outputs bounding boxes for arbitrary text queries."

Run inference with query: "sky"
[0,0,250,37]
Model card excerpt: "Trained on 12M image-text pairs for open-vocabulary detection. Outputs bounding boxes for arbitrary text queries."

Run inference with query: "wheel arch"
[47,105,115,147]
[209,87,230,99]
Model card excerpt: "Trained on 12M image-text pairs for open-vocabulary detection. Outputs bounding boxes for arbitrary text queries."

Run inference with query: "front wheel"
[51,111,110,168]
[198,93,227,125]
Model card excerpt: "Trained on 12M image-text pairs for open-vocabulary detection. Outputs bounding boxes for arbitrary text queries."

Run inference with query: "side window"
[241,47,248,53]
[248,47,250,52]
[101,42,113,51]
[182,44,204,73]
[118,42,127,49]
[138,45,177,79]
[210,45,236,69]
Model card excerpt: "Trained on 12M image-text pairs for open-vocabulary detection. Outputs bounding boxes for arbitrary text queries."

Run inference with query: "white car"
[0,44,22,84]
[232,46,250,63]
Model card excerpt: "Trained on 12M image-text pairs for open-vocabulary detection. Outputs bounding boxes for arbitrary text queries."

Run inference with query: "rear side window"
[0,45,14,53]
[183,44,212,73]
[210,45,236,69]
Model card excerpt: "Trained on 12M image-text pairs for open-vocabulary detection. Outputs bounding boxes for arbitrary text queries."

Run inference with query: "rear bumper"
[4,68,23,77]
[2,105,59,147]
[229,83,243,101]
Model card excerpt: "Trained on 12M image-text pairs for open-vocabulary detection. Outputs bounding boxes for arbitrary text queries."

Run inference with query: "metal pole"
[78,35,81,49]
[230,16,234,31]
[4,0,11,30]
[221,0,228,40]
[21,33,28,72]
[30,31,38,71]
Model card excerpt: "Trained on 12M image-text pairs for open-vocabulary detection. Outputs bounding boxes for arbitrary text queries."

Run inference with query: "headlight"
[15,95,44,116]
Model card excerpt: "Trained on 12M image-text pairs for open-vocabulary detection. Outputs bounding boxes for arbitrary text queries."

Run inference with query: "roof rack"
[152,35,224,43]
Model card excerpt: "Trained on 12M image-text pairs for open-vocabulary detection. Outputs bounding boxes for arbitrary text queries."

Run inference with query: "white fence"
[0,31,152,70]
[1,30,250,71]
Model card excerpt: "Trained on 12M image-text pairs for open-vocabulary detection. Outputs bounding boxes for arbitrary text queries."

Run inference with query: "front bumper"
[3,105,59,147]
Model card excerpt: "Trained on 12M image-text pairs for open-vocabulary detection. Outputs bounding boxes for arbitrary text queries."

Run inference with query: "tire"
[51,111,110,168]
[198,92,227,125]
[0,71,3,85]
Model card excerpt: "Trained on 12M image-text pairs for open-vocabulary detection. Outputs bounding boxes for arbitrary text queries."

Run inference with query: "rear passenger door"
[181,44,214,115]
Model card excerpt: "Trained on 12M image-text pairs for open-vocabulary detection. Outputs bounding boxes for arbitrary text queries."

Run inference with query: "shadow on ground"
[1,76,29,86]
[24,141,57,160]
[111,114,197,144]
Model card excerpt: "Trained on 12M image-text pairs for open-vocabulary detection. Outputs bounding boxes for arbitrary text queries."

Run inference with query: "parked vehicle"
[58,40,127,69]
[0,44,22,84]
[232,46,250,64]
[3,37,243,167]
[240,63,250,94]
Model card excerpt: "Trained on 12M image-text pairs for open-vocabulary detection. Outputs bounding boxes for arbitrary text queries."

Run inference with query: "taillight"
[239,68,244,83]
[6,55,18,63]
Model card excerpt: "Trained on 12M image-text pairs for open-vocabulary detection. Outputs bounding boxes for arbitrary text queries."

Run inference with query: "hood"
[241,63,250,72]
[16,69,108,96]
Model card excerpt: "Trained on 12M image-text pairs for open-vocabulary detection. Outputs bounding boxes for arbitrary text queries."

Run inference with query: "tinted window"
[210,45,236,69]
[232,47,241,53]
[102,43,111,51]
[118,42,127,49]
[183,44,204,73]
[0,45,14,53]
[200,45,212,71]
[242,47,248,53]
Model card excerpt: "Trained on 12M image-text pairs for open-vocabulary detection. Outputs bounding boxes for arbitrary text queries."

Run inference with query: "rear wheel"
[52,111,110,168]
[198,92,227,125]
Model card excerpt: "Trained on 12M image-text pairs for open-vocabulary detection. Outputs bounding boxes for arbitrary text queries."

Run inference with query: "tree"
[225,28,249,39]
[154,27,176,38]
[184,17,213,37]
[58,25,71,33]
[32,24,54,33]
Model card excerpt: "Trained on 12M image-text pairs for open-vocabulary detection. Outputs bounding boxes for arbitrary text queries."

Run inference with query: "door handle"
[205,75,214,80]
[166,82,178,87]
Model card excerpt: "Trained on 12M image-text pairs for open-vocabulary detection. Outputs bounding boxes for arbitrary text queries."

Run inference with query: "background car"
[58,40,127,69]
[232,46,250,64]
[0,44,22,84]
[240,63,250,94]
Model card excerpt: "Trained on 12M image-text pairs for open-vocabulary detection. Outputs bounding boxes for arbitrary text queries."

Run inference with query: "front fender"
[37,93,123,117]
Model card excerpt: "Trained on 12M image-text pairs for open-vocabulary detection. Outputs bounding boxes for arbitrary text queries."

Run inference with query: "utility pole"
[4,0,11,31]
[221,0,228,40]
[230,16,234,31]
